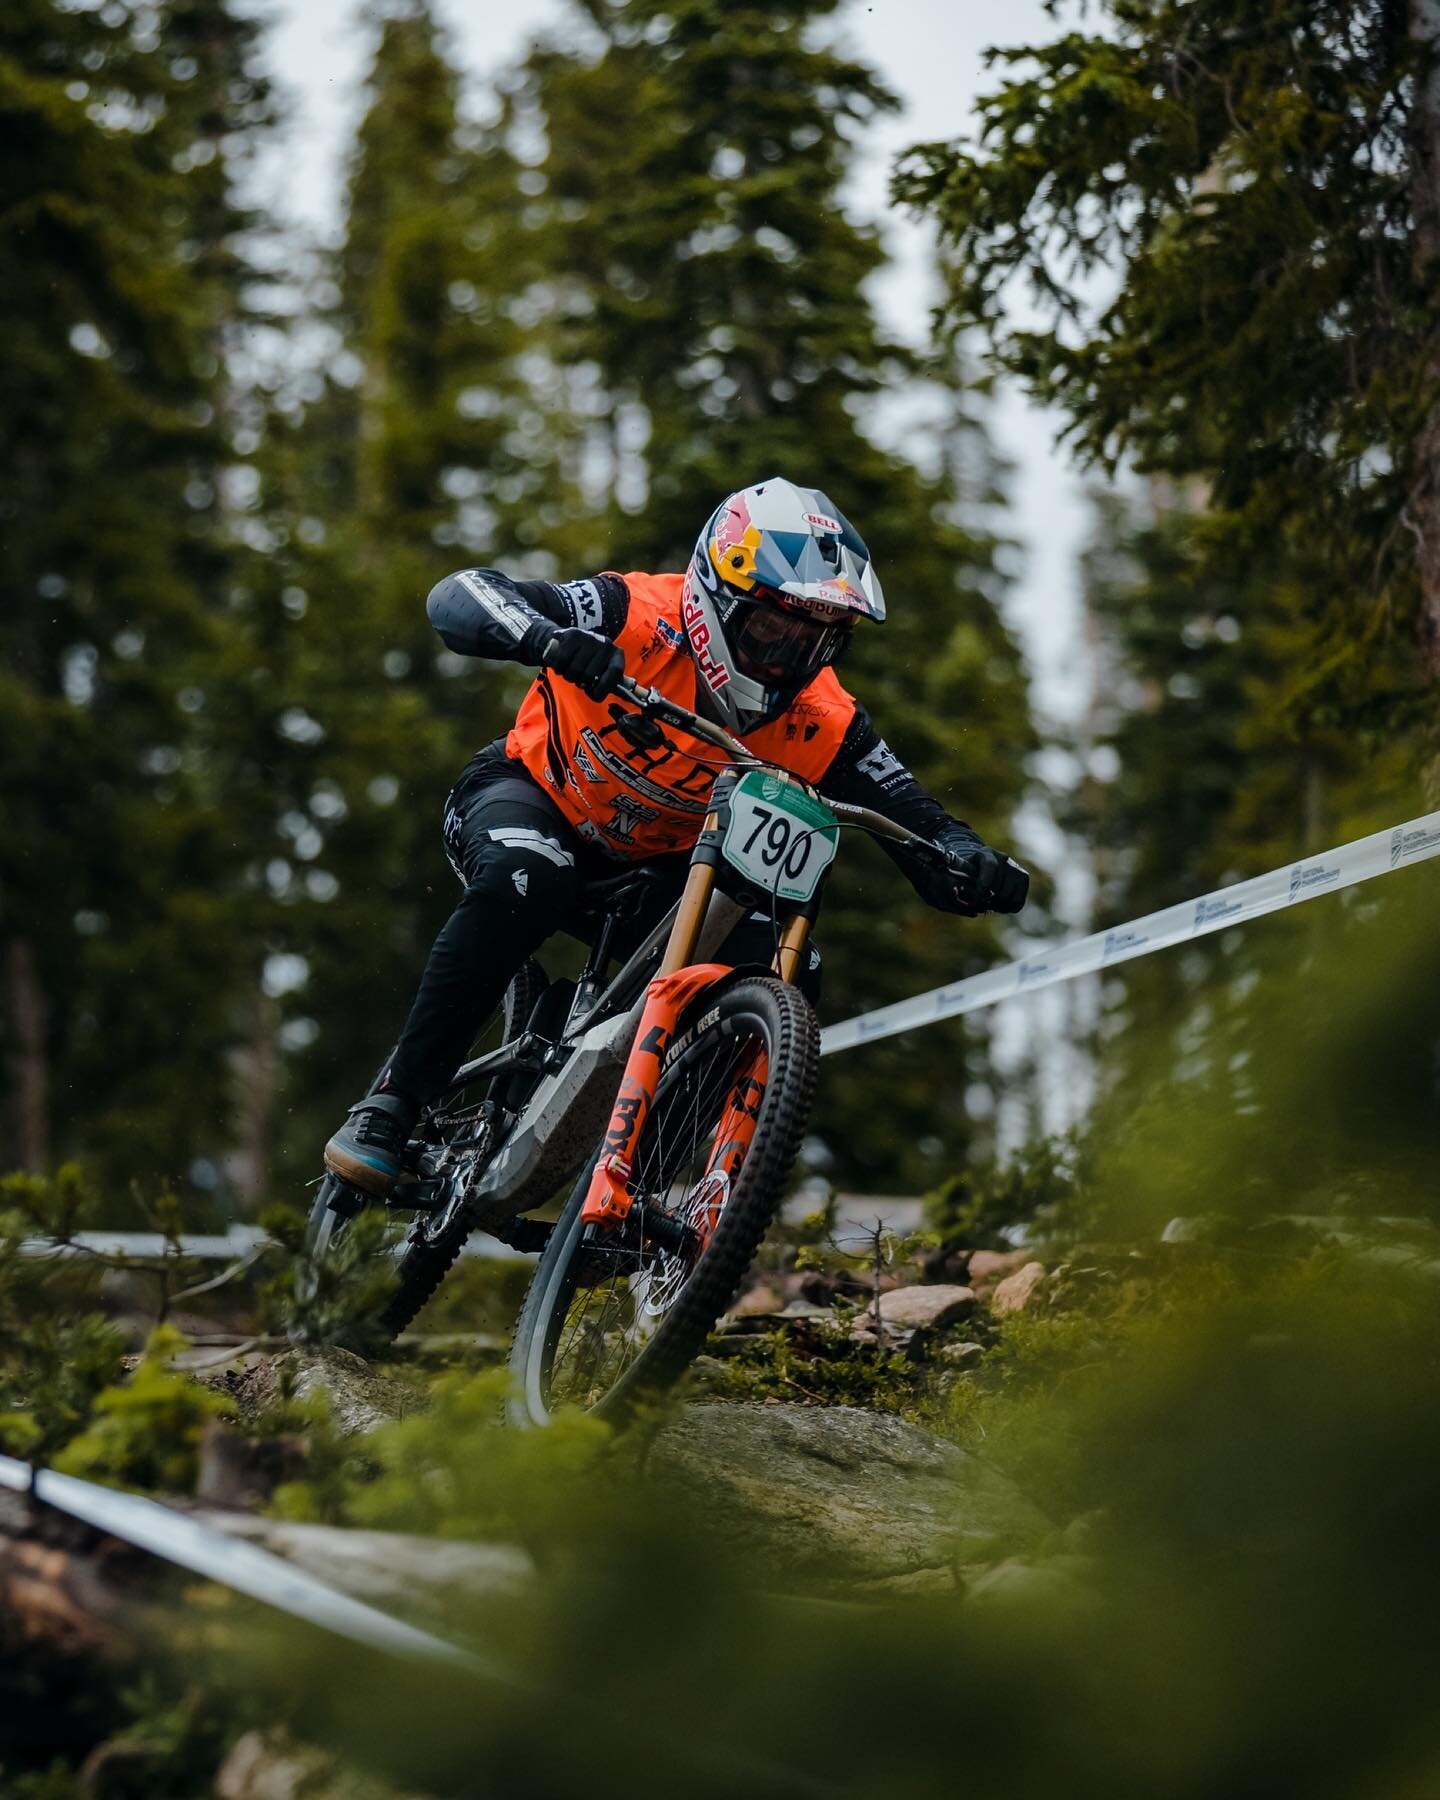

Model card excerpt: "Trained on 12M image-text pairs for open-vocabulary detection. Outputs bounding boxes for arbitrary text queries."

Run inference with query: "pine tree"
[257,4,565,1172]
[1072,484,1417,1142]
[522,0,1037,1187]
[896,0,1431,769]
[0,0,274,1189]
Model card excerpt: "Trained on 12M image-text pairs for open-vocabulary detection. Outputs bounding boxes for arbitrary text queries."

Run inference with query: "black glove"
[918,828,1030,916]
[538,625,626,700]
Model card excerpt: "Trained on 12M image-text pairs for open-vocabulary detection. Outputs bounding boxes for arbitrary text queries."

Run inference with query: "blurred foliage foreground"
[2,874,1439,1797]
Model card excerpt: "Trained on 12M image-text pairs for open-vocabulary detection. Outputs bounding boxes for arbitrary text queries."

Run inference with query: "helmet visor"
[730,592,851,687]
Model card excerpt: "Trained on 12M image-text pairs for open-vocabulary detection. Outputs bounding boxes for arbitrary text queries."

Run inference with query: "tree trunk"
[1408,0,1440,681]
[227,986,277,1207]
[3,935,50,1171]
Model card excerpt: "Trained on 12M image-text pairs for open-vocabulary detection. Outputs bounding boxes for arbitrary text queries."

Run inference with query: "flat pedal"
[383,1178,446,1214]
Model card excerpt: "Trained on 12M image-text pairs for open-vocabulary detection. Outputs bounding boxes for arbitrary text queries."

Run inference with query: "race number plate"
[720,771,839,903]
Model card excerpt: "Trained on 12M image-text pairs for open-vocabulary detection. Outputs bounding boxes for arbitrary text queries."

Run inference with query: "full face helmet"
[681,477,886,732]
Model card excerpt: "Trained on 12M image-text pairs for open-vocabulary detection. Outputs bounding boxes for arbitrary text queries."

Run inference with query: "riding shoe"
[323,1091,417,1197]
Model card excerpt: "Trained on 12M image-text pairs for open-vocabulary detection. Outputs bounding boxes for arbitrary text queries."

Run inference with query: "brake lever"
[905,838,947,866]
[913,841,988,913]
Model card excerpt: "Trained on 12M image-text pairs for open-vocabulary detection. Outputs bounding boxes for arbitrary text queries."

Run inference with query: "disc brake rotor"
[636,1169,731,1317]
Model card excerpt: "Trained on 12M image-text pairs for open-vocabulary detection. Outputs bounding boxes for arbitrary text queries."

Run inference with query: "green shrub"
[274,1367,608,1542]
[924,1133,1088,1247]
[54,1326,231,1493]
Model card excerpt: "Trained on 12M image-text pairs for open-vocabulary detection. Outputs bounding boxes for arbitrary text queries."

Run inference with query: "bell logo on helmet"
[804,512,842,533]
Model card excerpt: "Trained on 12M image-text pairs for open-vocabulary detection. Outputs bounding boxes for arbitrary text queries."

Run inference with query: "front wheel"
[506,975,819,1428]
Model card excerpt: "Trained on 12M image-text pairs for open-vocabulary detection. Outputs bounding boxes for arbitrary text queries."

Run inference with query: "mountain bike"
[301,675,979,1425]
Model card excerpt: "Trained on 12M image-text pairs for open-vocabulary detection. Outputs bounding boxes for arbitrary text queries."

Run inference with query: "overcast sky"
[254,0,1093,728]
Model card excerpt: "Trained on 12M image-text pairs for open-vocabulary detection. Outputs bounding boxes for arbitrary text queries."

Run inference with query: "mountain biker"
[324,477,1030,1196]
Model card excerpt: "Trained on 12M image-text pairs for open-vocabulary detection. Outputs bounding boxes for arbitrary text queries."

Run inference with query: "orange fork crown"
[582,964,737,1231]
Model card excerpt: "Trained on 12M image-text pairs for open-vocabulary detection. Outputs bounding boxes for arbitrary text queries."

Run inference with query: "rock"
[215,1730,334,1800]
[280,1347,419,1437]
[191,1350,279,1423]
[720,1299,836,1334]
[195,1512,532,1615]
[853,1565,959,1597]
[193,1347,419,1437]
[964,1554,1092,1607]
[794,1267,873,1306]
[640,1402,1048,1585]
[937,1340,986,1369]
[1160,1213,1229,1245]
[196,1420,309,1509]
[729,1281,785,1318]
[779,1299,835,1321]
[965,1249,1032,1296]
[989,1261,1048,1315]
[875,1284,975,1333]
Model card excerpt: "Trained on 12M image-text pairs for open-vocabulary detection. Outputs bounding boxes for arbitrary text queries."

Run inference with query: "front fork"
[579,854,812,1235]
[581,960,732,1229]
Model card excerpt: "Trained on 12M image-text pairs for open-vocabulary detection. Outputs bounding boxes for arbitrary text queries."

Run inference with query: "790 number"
[740,804,816,881]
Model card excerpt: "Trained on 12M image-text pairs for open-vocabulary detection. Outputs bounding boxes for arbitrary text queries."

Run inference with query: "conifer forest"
[3,2,1440,1793]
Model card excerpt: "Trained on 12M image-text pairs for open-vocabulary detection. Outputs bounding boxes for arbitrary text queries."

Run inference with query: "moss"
[694,1326,923,1413]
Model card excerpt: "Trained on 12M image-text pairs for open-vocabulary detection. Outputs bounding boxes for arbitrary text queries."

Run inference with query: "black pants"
[380,746,821,1105]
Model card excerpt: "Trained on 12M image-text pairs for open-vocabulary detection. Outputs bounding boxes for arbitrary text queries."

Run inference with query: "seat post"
[567,908,622,1032]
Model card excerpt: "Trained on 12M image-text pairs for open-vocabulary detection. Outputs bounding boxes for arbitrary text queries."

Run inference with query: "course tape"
[18,1225,524,1262]
[820,809,1440,1056]
[0,1455,833,1791]
[0,1451,486,1672]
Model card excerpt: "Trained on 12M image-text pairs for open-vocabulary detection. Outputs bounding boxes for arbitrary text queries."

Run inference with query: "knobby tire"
[506,974,819,1428]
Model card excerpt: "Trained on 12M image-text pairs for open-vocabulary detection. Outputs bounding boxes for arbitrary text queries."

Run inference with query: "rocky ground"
[176,1235,1066,1602]
[2,1228,1085,1795]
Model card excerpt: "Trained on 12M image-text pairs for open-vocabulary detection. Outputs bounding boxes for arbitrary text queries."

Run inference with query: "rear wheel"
[506,975,818,1428]
[298,958,548,1345]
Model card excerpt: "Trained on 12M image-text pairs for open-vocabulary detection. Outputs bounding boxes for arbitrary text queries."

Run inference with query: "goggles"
[729,589,853,687]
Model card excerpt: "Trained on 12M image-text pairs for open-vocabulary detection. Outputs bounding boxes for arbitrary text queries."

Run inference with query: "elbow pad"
[426,569,550,660]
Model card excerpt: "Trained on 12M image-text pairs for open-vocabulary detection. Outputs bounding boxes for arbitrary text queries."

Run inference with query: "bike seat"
[572,865,671,917]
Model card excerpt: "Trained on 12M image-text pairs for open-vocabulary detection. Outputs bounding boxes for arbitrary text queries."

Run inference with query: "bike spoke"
[544,1030,757,1408]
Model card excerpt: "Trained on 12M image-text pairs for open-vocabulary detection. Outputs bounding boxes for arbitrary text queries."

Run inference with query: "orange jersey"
[506,571,857,859]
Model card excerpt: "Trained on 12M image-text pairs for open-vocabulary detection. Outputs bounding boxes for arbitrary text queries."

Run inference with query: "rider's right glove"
[537,625,626,700]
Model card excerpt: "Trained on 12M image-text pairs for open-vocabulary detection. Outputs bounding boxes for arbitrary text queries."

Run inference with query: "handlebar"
[611,674,944,860]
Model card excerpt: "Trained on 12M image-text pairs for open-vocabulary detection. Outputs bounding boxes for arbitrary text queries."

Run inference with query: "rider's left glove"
[949,845,1030,915]
[922,827,1030,916]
